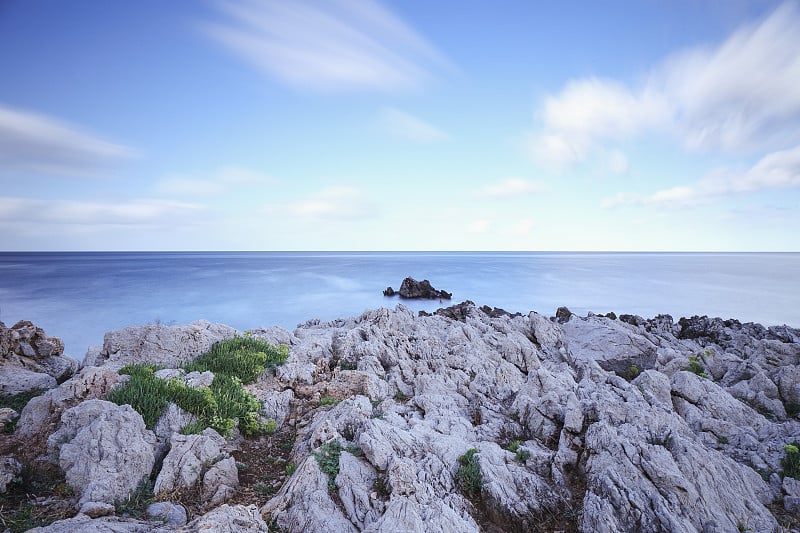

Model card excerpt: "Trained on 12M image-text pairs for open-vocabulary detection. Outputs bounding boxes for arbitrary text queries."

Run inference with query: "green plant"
[312,440,344,489]
[109,337,288,437]
[737,519,750,532]
[318,396,339,406]
[339,360,357,371]
[628,364,639,379]
[783,442,800,479]
[785,402,800,418]
[254,483,276,496]
[285,462,297,476]
[516,448,531,463]
[455,448,482,496]
[717,435,729,445]
[0,388,46,413]
[686,355,708,379]
[394,391,409,402]
[183,336,289,383]
[114,478,154,519]
[507,440,522,453]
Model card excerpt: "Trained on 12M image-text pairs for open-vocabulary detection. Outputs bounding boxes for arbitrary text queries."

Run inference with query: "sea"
[0,252,798,362]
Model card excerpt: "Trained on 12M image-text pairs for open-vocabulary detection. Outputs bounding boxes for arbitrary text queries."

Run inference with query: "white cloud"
[468,219,491,233]
[603,144,800,209]
[286,186,375,220]
[510,218,535,236]
[0,104,136,175]
[380,108,448,142]
[156,166,276,198]
[203,0,450,91]
[527,3,800,166]
[474,178,549,198]
[606,149,630,175]
[0,197,204,226]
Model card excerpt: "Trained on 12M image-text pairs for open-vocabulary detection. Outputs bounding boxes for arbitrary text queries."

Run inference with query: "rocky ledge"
[1,303,799,532]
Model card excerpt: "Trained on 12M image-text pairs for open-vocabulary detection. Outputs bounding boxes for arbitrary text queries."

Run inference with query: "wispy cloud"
[379,108,448,142]
[527,2,800,168]
[285,186,375,220]
[156,166,276,198]
[203,0,450,92]
[474,178,549,198]
[0,197,204,226]
[0,104,136,175]
[603,144,800,209]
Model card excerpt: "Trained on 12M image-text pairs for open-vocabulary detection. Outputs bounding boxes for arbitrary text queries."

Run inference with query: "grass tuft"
[455,448,482,496]
[108,336,288,437]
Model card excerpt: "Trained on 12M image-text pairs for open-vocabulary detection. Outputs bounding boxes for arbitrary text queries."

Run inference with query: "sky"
[0,0,799,251]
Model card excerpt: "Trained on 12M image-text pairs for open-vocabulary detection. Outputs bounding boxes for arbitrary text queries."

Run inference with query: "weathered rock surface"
[253,303,798,532]
[27,515,173,532]
[383,277,452,300]
[181,504,269,532]
[16,365,120,447]
[0,320,78,396]
[0,456,22,493]
[8,305,800,532]
[146,501,188,527]
[51,399,156,515]
[88,320,237,370]
[154,428,238,508]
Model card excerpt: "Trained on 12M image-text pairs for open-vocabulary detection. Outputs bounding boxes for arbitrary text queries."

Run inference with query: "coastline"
[1,301,799,531]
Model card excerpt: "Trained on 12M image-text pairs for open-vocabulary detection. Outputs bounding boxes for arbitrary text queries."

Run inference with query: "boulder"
[0,456,22,494]
[153,428,238,507]
[15,365,120,446]
[93,320,237,369]
[183,504,269,532]
[26,515,172,532]
[0,366,56,397]
[50,399,156,515]
[0,320,77,387]
[146,501,188,527]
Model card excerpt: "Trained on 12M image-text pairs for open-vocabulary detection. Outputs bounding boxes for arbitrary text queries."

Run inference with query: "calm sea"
[0,252,798,360]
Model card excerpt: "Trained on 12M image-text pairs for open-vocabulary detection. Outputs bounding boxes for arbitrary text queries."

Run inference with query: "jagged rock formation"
[0,320,78,397]
[383,277,452,299]
[84,319,237,370]
[4,308,800,532]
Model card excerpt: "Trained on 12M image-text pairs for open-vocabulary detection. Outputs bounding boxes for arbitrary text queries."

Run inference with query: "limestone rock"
[147,501,188,527]
[0,407,19,428]
[0,366,56,397]
[562,314,658,375]
[784,476,800,514]
[0,456,22,493]
[16,365,119,445]
[261,457,358,533]
[182,504,268,532]
[0,320,77,387]
[154,428,237,507]
[95,320,237,369]
[258,389,294,428]
[52,399,156,514]
[26,515,173,532]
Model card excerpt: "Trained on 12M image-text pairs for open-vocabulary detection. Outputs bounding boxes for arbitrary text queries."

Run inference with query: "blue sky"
[0,0,798,251]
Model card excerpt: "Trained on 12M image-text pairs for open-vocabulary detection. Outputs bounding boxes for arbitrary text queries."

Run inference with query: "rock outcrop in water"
[383,277,452,300]
[1,304,799,532]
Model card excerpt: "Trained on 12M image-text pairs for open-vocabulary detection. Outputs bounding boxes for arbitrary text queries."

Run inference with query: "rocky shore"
[1,302,799,532]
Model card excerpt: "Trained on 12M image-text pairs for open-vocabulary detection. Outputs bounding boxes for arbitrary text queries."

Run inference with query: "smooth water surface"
[1,252,798,360]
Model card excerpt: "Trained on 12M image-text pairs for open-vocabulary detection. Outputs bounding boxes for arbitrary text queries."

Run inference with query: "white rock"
[183,504,269,532]
[97,320,237,369]
[26,515,172,532]
[54,400,156,514]
[0,456,22,493]
[146,501,188,527]
[0,366,56,396]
